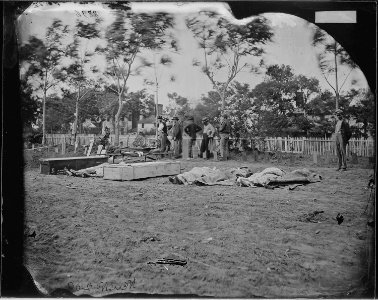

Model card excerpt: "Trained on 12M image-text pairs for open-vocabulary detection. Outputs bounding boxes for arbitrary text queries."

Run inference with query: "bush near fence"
[37,134,375,158]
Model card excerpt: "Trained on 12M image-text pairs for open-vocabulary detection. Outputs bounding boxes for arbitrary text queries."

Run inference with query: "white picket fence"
[35,134,375,157]
[43,134,156,148]
[262,137,375,157]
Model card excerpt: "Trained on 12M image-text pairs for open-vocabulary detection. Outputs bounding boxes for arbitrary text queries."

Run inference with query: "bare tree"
[186,11,273,110]
[20,19,69,144]
[312,27,357,110]
[96,11,175,145]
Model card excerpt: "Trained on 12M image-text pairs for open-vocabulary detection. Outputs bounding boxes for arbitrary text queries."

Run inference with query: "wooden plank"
[40,156,108,175]
[40,156,107,162]
[103,161,181,181]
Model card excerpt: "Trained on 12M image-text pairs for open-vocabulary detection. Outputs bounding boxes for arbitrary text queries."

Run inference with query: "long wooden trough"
[103,161,181,181]
[40,156,108,175]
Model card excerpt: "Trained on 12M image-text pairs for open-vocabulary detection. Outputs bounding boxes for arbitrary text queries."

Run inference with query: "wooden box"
[103,161,181,181]
[40,156,108,175]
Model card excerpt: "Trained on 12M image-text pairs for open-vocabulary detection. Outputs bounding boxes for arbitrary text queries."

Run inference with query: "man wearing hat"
[334,109,352,171]
[200,116,215,159]
[184,116,202,158]
[219,112,231,160]
[157,115,168,152]
[171,116,182,158]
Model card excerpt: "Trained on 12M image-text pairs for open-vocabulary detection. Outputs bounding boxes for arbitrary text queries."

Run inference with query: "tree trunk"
[155,84,159,140]
[114,117,120,146]
[124,116,128,134]
[42,89,47,145]
[42,69,48,145]
[114,96,124,146]
[73,95,79,143]
[334,43,339,110]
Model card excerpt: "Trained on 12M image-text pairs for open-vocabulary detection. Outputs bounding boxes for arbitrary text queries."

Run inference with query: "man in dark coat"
[171,116,182,158]
[200,116,215,159]
[184,116,202,158]
[334,109,352,171]
[157,116,168,152]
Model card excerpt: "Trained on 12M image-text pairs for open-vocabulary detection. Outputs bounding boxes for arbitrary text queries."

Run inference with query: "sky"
[17,2,369,108]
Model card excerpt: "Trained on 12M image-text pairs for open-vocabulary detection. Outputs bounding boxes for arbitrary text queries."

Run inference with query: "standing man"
[171,116,182,158]
[200,117,215,159]
[184,116,202,158]
[334,109,351,171]
[219,112,231,160]
[157,115,168,152]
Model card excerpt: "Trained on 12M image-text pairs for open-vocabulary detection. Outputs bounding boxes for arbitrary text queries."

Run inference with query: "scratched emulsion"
[19,1,373,297]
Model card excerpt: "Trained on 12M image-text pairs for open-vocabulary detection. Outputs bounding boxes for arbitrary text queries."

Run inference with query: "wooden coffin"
[103,161,181,181]
[40,156,108,175]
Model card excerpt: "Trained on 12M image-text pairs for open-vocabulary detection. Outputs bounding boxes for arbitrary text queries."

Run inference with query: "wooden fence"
[263,137,375,157]
[38,134,375,157]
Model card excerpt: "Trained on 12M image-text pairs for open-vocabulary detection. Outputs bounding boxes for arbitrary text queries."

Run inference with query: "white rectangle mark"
[315,11,357,23]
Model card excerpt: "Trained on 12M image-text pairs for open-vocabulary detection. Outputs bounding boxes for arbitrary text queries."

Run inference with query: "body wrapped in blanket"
[169,167,322,188]
[169,167,252,186]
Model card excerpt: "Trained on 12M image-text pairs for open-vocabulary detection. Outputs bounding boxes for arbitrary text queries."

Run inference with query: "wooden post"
[87,140,94,157]
[213,150,218,160]
[277,150,282,163]
[253,149,259,162]
[97,145,104,155]
[74,140,78,153]
[242,151,247,161]
[192,145,198,158]
[62,136,66,155]
[324,150,331,165]
[313,151,318,165]
[182,139,189,159]
[351,152,358,164]
[264,151,269,162]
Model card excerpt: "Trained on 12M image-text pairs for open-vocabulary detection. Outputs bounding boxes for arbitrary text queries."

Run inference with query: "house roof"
[138,116,156,124]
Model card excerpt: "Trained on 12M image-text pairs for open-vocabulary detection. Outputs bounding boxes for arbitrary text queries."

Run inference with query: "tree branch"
[321,70,337,95]
[112,58,121,93]
[338,68,354,93]
[107,85,118,94]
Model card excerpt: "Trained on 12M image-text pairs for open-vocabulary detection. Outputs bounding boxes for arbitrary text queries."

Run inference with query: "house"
[137,116,156,135]
[82,119,97,134]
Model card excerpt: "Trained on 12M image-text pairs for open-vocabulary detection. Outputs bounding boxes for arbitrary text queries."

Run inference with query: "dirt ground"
[23,154,375,298]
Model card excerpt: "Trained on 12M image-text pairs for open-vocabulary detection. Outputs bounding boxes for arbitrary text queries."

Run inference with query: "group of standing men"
[156,112,231,160]
[156,108,351,168]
